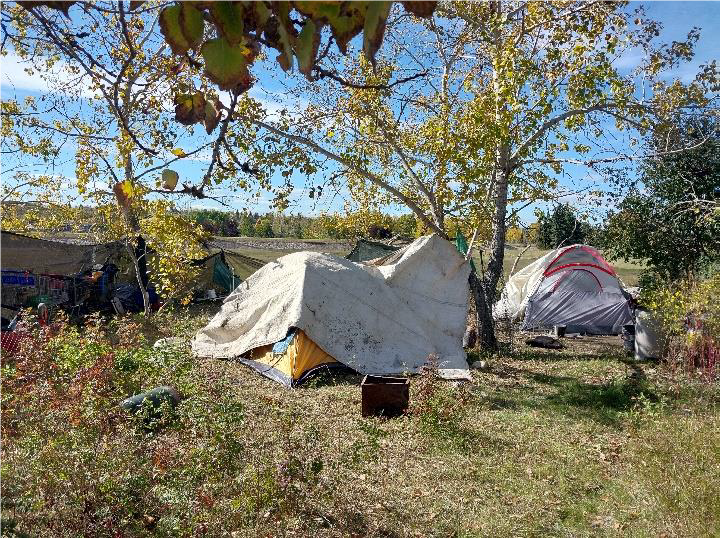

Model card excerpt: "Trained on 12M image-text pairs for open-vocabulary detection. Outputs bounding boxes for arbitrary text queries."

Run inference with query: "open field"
[31,232,645,285]
[472,244,644,287]
[2,309,718,537]
[214,237,645,287]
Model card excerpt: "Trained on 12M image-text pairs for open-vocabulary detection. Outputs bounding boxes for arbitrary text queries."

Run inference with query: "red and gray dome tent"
[494,244,633,334]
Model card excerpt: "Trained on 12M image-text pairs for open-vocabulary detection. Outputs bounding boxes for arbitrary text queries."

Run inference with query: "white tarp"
[193,235,471,379]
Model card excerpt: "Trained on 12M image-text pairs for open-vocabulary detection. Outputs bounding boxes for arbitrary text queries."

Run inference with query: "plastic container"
[635,309,665,360]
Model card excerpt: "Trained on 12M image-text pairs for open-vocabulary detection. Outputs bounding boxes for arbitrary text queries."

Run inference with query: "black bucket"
[621,324,636,355]
[120,386,181,415]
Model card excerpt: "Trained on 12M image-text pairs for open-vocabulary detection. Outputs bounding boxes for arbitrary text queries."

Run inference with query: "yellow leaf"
[171,148,186,157]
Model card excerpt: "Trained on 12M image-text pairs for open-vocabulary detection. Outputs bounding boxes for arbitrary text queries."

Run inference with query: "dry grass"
[3,313,716,537]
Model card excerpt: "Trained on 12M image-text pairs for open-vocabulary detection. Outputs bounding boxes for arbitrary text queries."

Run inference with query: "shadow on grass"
[545,377,658,424]
[509,348,627,363]
[422,416,512,455]
[299,367,363,389]
[484,364,659,426]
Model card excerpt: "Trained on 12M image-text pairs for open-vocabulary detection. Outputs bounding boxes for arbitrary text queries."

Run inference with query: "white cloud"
[613,49,645,71]
[1,52,97,98]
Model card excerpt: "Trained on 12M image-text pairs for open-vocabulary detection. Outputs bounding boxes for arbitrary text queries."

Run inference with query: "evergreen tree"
[536,204,585,249]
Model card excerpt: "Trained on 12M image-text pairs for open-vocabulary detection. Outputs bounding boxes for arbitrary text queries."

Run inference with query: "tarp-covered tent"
[193,234,471,385]
[1,231,129,317]
[1,231,125,275]
[345,239,400,263]
[191,249,265,297]
[494,244,632,334]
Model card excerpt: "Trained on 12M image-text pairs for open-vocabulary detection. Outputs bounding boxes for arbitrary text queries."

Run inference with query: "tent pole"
[465,228,479,261]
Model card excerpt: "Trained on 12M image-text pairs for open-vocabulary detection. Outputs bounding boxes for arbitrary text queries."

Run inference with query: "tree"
[603,116,720,282]
[13,1,439,126]
[220,2,716,348]
[2,2,446,313]
[535,204,586,249]
[0,2,261,311]
[253,216,274,238]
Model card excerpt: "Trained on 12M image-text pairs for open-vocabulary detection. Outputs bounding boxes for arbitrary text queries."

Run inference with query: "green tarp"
[346,239,400,263]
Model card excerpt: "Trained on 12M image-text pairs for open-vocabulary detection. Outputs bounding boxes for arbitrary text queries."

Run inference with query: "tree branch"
[245,116,443,236]
[312,66,428,90]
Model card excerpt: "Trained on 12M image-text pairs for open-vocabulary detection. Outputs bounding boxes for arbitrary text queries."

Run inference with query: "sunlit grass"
[2,311,717,536]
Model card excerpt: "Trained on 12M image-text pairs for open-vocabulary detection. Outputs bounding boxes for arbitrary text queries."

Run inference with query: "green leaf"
[162,170,179,191]
[159,5,190,54]
[179,2,204,50]
[201,37,255,92]
[271,2,295,72]
[294,1,368,54]
[251,1,272,28]
[209,2,245,45]
[293,1,343,20]
[295,19,321,78]
[363,1,392,66]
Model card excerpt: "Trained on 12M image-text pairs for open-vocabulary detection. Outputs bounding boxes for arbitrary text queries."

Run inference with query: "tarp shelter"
[1,231,125,275]
[345,239,400,263]
[193,234,472,385]
[494,244,632,334]
[191,248,265,297]
[1,231,128,314]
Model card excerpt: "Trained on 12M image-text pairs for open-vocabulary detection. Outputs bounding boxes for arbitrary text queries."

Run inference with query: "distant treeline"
[186,206,603,246]
[186,209,419,240]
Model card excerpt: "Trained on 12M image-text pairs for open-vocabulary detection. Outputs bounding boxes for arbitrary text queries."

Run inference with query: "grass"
[2,309,718,537]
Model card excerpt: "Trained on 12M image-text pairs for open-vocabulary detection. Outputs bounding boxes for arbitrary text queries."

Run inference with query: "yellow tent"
[244,329,341,386]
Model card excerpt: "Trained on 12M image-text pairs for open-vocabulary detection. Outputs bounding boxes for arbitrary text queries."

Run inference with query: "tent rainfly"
[345,239,400,263]
[193,234,472,386]
[191,250,264,297]
[494,244,633,335]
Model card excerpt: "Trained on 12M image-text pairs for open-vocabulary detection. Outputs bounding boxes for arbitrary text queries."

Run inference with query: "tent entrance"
[241,329,343,386]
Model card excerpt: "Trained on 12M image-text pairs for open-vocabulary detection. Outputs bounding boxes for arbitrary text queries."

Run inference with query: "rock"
[471,360,488,370]
[153,337,185,349]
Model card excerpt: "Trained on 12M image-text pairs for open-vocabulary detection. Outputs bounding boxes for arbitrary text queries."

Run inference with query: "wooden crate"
[361,375,409,417]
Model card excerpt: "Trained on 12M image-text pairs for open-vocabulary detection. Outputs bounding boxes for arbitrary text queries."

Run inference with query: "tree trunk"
[475,168,510,350]
[470,270,497,351]
[124,237,151,316]
[135,235,151,315]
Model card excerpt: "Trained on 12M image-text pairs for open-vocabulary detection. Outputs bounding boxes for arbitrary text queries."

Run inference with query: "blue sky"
[1,1,718,223]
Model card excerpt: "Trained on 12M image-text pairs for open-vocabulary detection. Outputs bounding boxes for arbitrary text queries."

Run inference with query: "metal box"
[361,375,409,417]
